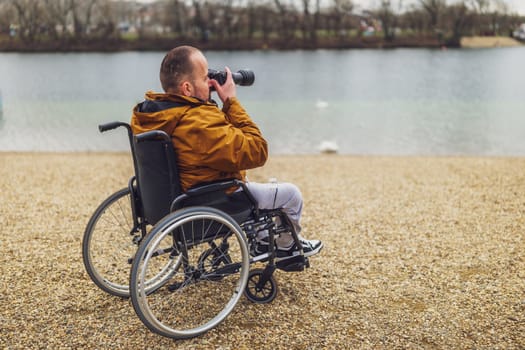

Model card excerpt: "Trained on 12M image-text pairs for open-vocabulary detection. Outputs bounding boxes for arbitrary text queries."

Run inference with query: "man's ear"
[180,81,192,96]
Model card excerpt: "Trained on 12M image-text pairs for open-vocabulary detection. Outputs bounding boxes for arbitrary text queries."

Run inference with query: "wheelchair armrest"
[170,179,259,213]
[185,179,243,196]
[135,130,171,143]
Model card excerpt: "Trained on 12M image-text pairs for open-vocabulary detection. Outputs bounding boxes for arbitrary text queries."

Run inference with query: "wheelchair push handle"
[98,121,140,181]
[98,121,130,133]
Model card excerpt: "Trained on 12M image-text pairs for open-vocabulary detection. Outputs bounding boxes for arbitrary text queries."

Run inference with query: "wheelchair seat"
[133,130,255,225]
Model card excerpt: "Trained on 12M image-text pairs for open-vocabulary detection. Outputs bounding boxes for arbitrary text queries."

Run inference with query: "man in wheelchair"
[130,45,322,259]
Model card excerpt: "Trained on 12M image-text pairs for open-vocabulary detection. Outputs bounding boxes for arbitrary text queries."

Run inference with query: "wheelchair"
[82,121,313,339]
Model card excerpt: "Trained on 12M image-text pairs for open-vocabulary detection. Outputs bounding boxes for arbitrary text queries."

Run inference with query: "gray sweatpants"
[244,182,303,239]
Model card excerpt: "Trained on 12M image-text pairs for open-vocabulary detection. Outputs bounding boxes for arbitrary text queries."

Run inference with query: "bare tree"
[93,0,116,37]
[330,0,354,39]
[219,0,236,40]
[444,0,473,45]
[0,1,15,35]
[469,0,490,34]
[313,0,321,41]
[258,2,275,41]
[301,0,312,41]
[418,0,446,31]
[299,0,321,42]
[401,5,427,36]
[376,0,397,41]
[9,0,46,42]
[488,0,509,35]
[245,0,257,39]
[42,0,71,40]
[273,0,297,40]
[164,0,188,37]
[470,0,490,13]
[72,0,98,38]
[191,0,209,41]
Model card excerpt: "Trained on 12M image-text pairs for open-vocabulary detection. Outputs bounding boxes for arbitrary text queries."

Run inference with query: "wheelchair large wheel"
[82,188,180,297]
[130,206,250,339]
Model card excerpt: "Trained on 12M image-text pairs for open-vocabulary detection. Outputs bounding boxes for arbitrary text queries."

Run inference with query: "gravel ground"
[0,153,524,349]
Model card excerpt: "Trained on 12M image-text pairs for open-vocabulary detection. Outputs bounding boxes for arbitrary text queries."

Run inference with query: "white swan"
[319,140,339,154]
[315,99,329,109]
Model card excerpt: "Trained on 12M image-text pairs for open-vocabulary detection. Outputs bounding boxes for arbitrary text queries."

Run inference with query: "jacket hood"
[131,92,206,135]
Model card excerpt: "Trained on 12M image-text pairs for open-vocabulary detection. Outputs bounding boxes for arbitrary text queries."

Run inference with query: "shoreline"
[0,36,444,53]
[1,35,521,53]
[1,152,524,348]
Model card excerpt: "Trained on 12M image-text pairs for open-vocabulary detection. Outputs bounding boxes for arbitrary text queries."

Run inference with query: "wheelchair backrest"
[134,131,181,225]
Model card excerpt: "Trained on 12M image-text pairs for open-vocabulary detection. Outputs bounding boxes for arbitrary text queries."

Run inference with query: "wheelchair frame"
[82,121,311,339]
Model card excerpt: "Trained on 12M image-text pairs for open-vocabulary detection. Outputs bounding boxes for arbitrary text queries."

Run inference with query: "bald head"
[159,46,202,93]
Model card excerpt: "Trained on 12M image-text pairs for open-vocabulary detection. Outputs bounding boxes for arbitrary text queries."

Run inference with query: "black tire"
[130,206,250,339]
[82,188,137,297]
[244,268,278,304]
[83,188,180,298]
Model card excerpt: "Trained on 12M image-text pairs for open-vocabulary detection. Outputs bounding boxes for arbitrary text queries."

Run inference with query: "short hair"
[159,46,200,93]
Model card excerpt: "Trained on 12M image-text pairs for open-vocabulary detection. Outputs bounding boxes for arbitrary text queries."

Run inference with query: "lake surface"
[1,48,524,156]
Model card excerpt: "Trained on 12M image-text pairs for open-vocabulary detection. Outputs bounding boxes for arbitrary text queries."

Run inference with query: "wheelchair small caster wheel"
[244,268,278,304]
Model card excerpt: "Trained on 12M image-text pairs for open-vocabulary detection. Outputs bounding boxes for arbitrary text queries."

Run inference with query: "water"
[0,48,524,156]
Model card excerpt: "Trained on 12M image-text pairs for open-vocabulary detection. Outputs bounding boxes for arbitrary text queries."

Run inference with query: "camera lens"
[208,69,255,87]
[232,70,255,86]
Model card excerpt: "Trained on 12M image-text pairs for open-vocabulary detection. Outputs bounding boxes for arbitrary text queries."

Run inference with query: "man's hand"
[209,66,236,103]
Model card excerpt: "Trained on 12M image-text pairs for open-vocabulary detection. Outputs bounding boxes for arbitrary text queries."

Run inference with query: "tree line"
[0,0,523,51]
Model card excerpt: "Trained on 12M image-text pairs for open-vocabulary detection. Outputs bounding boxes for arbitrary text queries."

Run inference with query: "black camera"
[208,69,255,87]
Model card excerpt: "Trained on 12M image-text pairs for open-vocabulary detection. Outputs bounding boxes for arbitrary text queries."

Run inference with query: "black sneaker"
[277,238,323,258]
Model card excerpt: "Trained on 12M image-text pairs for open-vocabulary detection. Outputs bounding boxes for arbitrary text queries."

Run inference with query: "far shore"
[0,35,521,53]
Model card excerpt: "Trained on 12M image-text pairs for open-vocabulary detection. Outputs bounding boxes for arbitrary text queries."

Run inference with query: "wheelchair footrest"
[276,255,309,272]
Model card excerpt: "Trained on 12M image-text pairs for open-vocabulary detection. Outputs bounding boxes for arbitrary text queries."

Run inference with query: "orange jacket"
[131,92,268,192]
